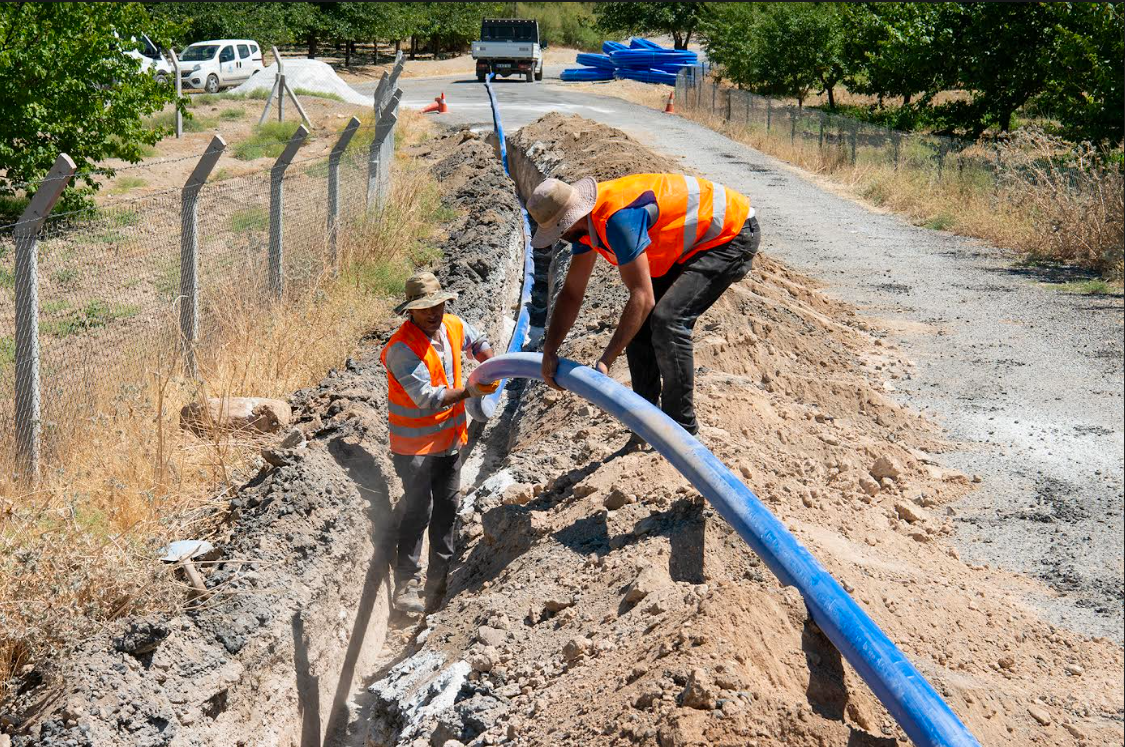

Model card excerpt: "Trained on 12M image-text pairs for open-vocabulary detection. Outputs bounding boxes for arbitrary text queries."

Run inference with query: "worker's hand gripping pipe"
[468,353,980,747]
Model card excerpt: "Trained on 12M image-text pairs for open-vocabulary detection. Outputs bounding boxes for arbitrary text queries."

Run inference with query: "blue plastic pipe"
[467,353,980,747]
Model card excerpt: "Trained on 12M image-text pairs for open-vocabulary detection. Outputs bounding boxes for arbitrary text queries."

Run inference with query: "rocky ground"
[5,114,1121,747]
[1,131,523,747]
[360,114,1124,747]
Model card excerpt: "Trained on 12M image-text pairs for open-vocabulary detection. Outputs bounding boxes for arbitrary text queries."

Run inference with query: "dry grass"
[0,112,440,698]
[591,79,1122,280]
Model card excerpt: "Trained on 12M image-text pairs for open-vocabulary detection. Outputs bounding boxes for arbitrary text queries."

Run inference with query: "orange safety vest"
[379,314,468,455]
[578,174,751,278]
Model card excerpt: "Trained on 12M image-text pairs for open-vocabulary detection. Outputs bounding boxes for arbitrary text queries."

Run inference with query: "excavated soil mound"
[361,115,1124,747]
[2,132,524,747]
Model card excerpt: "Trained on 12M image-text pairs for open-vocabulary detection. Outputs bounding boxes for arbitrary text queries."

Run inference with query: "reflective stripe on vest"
[379,315,469,455]
[580,174,751,278]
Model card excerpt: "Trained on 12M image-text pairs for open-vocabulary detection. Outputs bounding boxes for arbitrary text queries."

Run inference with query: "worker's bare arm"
[542,251,596,389]
[597,254,655,373]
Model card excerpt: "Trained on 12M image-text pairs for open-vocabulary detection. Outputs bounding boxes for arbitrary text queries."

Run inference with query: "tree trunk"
[903,92,912,106]
[345,40,352,67]
[1000,109,1014,133]
[410,35,417,60]
[672,31,685,50]
[395,38,401,56]
[683,29,693,49]
[827,86,836,110]
[307,34,318,59]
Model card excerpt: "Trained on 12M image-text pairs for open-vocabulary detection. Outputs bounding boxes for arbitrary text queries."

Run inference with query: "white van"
[179,39,264,93]
[121,32,174,83]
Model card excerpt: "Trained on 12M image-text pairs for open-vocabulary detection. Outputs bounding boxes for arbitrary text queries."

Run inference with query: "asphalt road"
[366,71,1125,643]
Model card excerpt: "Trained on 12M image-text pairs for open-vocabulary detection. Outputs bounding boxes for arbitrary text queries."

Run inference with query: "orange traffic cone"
[436,92,449,114]
[664,90,676,114]
[420,99,440,114]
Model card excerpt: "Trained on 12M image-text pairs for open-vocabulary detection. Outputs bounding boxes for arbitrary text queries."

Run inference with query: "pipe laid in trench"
[467,352,980,747]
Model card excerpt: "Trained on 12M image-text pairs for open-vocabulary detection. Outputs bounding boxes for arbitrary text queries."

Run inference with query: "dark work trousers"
[391,452,462,594]
[626,216,761,434]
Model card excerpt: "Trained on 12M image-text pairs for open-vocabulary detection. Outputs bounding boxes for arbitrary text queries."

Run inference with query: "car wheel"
[534,69,543,82]
[156,72,168,85]
[525,71,534,83]
[477,72,486,82]
[204,74,220,94]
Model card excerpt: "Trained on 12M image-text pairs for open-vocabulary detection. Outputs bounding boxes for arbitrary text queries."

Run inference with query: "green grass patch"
[923,213,956,231]
[0,266,13,290]
[52,267,79,286]
[348,256,413,296]
[109,176,147,194]
[41,299,72,314]
[304,159,330,178]
[106,135,159,160]
[1052,279,1118,295]
[219,108,246,121]
[229,206,270,233]
[0,194,30,224]
[42,300,139,338]
[0,336,14,372]
[293,87,345,102]
[144,110,212,133]
[233,121,305,160]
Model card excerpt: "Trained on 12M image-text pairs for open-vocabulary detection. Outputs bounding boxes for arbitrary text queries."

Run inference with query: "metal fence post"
[711,81,716,114]
[13,154,76,479]
[170,49,183,139]
[790,108,797,145]
[850,120,858,164]
[277,49,285,123]
[269,125,309,299]
[893,131,901,169]
[818,114,825,150]
[327,116,361,274]
[766,97,772,131]
[726,89,732,121]
[180,135,227,377]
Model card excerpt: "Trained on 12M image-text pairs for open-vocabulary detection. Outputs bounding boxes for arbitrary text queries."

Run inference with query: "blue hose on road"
[467,353,981,747]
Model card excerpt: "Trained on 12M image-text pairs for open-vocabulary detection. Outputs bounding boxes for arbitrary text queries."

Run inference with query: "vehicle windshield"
[181,45,218,62]
[481,21,537,43]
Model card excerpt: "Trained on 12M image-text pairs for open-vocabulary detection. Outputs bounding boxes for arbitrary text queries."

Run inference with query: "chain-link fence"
[0,55,404,479]
[677,69,1007,189]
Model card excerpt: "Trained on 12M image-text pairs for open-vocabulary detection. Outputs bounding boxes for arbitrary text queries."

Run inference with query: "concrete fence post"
[850,120,858,165]
[373,91,402,208]
[818,114,825,150]
[766,97,772,131]
[169,49,183,139]
[327,116,362,274]
[179,135,227,377]
[367,72,391,207]
[13,153,76,480]
[791,108,797,145]
[269,125,309,299]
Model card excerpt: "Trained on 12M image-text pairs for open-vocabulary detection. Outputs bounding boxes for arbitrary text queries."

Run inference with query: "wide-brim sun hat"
[528,177,597,248]
[394,271,458,315]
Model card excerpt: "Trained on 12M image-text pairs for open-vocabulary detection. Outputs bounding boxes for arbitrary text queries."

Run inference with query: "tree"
[0,3,183,206]
[594,2,707,49]
[147,2,305,51]
[839,3,947,107]
[703,3,847,108]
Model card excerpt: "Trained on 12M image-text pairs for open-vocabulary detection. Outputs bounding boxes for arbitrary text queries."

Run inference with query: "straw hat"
[528,177,597,248]
[394,271,457,314]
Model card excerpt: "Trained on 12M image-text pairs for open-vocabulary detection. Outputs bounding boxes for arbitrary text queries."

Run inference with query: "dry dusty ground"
[3,114,1121,747]
[361,114,1124,747]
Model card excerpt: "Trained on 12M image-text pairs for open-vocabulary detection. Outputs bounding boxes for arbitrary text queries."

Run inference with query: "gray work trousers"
[392,452,461,593]
[626,216,761,434]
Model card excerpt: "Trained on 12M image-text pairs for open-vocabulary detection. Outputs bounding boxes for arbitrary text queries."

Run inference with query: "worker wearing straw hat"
[528,174,759,442]
[380,271,498,614]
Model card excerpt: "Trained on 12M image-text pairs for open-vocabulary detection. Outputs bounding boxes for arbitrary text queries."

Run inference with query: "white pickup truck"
[471,18,543,83]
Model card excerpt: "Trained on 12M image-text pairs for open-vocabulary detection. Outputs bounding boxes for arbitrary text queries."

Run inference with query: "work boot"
[393,578,425,615]
[623,432,652,453]
[424,577,449,613]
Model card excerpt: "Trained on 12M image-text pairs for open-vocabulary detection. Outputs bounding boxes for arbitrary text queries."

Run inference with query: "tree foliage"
[594,2,706,49]
[0,2,182,206]
[701,2,1124,143]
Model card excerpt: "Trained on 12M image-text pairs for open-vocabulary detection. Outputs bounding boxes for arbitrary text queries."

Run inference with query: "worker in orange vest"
[528,174,760,442]
[380,272,498,614]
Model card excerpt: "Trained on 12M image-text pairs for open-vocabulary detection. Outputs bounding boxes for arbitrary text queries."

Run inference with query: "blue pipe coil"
[628,37,666,50]
[466,353,981,747]
[602,40,630,55]
[615,68,678,86]
[610,49,698,66]
[560,67,615,82]
[575,53,615,70]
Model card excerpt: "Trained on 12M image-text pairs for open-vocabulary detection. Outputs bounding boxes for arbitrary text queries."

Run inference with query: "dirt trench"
[358,114,1123,747]
[2,131,524,747]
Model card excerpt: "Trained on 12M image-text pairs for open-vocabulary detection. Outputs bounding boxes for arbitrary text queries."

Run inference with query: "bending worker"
[380,272,498,615]
[528,174,759,438]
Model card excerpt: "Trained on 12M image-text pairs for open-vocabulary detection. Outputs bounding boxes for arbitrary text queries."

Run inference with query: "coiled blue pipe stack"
[560,37,698,85]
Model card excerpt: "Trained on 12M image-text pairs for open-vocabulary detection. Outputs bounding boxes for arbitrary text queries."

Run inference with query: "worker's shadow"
[284,437,394,747]
[802,618,897,746]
